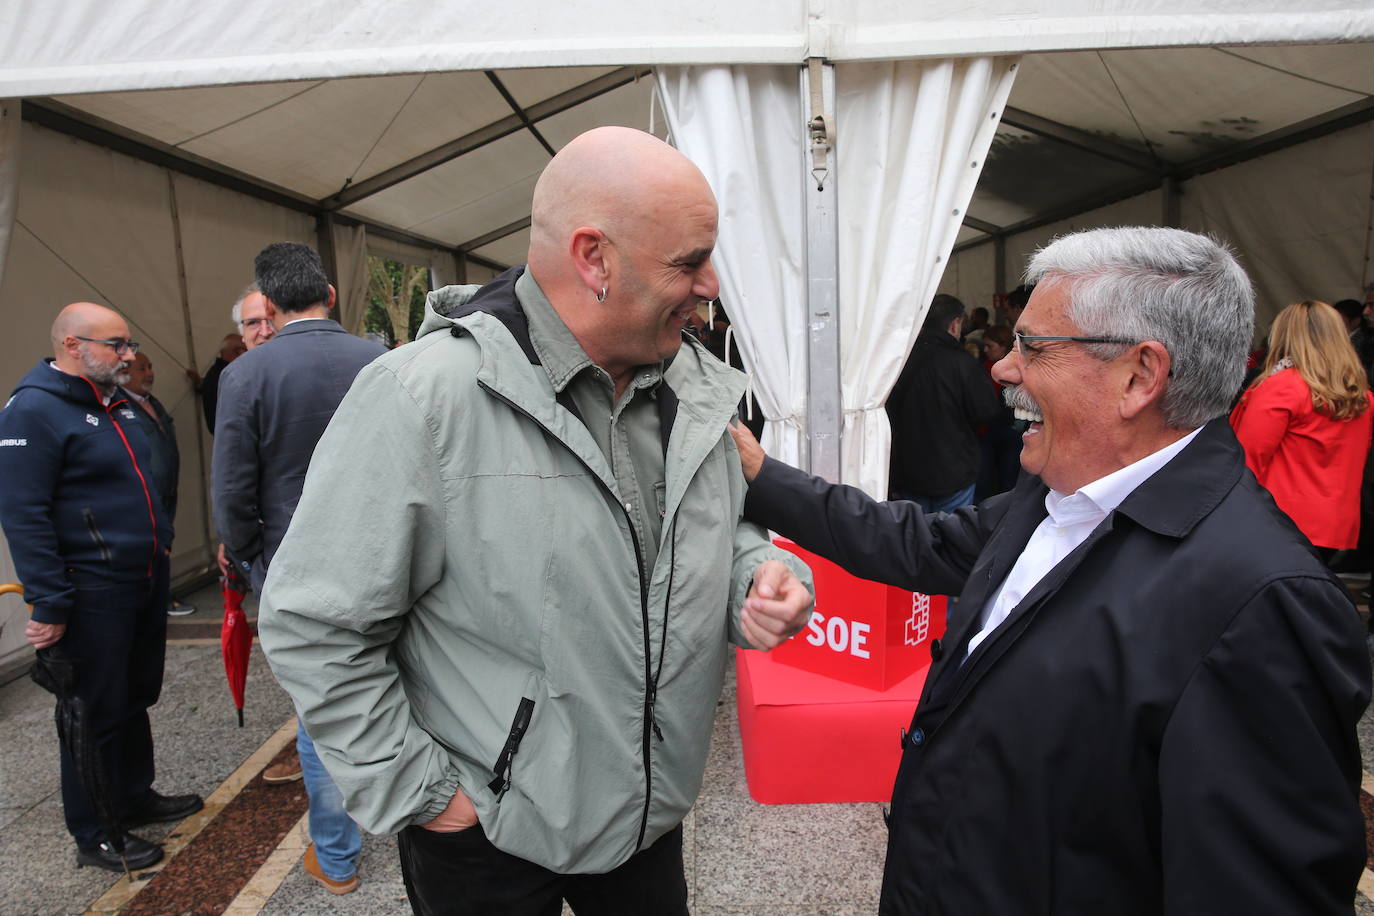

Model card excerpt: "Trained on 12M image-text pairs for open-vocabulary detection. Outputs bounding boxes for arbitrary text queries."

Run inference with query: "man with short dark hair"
[213,242,386,894]
[886,293,1001,510]
[258,127,814,914]
[733,227,1370,914]
[0,303,203,871]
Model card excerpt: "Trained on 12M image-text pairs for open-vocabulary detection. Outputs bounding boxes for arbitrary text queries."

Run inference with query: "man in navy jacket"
[0,302,202,871]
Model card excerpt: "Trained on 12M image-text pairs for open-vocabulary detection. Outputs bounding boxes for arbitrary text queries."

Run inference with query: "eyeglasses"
[240,317,271,330]
[1013,332,1138,358]
[74,336,140,355]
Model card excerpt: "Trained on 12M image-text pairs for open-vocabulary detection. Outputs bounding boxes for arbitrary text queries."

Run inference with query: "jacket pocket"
[486,696,535,801]
[82,508,112,563]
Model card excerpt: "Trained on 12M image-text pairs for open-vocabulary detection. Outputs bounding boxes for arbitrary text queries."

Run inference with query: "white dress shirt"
[965,428,1202,657]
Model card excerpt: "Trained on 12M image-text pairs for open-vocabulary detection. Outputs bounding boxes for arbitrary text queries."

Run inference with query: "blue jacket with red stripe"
[0,359,171,624]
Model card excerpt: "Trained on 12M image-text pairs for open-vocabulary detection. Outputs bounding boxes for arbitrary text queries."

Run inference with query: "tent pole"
[803,58,842,483]
[166,173,215,575]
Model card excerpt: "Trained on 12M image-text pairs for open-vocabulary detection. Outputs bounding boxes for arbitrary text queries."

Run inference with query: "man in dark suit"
[212,242,386,895]
[731,227,1370,914]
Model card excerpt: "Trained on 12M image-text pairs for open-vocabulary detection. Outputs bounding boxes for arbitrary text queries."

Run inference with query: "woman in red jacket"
[1230,299,1373,554]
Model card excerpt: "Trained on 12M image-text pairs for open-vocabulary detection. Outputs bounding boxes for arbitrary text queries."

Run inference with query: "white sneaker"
[167,601,196,616]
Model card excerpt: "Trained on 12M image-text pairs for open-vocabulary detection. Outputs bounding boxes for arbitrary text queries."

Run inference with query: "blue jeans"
[297,722,361,880]
[906,483,976,515]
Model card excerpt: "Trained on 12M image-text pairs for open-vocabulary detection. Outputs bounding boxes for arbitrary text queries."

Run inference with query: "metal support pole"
[993,235,1007,300]
[1160,175,1181,228]
[315,212,339,303]
[803,59,842,482]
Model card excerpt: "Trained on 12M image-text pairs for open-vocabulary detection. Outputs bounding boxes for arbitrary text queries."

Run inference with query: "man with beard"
[730,227,1370,914]
[0,303,203,871]
[259,127,814,913]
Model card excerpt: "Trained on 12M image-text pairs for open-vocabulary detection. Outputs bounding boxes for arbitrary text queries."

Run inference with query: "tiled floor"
[1,578,1372,914]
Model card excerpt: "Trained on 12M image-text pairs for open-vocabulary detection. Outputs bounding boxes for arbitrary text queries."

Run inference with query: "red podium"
[735,539,948,804]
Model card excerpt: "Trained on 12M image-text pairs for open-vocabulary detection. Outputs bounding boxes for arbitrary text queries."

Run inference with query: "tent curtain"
[0,100,19,296]
[836,58,1018,497]
[332,221,369,335]
[656,66,811,471]
[657,59,1017,496]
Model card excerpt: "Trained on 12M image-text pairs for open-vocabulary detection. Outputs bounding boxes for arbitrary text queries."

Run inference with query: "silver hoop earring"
[595,286,608,303]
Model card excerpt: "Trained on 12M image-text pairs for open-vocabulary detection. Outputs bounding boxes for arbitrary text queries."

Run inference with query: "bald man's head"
[50,302,136,390]
[529,127,715,269]
[524,127,722,394]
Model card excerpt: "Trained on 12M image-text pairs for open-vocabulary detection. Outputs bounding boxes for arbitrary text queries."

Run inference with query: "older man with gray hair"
[732,226,1371,914]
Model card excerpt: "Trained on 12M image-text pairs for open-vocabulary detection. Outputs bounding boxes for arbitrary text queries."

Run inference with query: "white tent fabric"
[836,58,1017,497]
[0,100,16,295]
[2,1,1370,97]
[944,122,1374,331]
[656,66,811,472]
[659,59,1015,496]
[332,221,370,335]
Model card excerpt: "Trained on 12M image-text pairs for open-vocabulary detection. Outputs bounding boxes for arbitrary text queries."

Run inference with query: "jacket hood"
[416,282,487,340]
[9,359,107,408]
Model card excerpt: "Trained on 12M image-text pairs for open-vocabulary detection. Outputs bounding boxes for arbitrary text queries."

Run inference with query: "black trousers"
[398,821,689,915]
[57,560,168,847]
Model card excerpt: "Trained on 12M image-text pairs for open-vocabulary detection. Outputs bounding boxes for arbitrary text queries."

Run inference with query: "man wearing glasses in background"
[0,302,203,871]
[730,227,1371,914]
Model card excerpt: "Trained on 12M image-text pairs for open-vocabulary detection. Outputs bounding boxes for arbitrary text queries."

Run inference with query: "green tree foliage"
[365,256,430,346]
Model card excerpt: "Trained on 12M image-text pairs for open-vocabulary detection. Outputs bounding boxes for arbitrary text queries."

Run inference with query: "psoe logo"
[85,414,99,427]
[904,593,931,647]
[0,438,26,447]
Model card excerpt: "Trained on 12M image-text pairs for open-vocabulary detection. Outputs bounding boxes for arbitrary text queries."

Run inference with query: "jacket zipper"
[83,381,160,574]
[487,697,535,800]
[479,381,677,855]
[82,508,112,563]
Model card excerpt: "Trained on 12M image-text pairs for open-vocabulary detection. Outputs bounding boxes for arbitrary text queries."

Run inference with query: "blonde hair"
[1253,299,1369,420]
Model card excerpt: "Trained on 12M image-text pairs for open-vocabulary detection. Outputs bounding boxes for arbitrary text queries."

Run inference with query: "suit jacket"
[745,418,1370,914]
[212,318,386,593]
[1229,368,1373,548]
[201,355,229,434]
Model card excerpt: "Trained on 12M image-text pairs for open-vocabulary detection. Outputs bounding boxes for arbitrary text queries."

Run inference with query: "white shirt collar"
[282,316,330,327]
[1044,427,1203,525]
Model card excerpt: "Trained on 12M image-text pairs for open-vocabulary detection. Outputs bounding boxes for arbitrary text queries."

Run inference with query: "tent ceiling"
[26,43,1374,272]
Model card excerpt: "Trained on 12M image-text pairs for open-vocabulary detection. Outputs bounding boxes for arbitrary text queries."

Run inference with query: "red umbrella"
[220,580,251,726]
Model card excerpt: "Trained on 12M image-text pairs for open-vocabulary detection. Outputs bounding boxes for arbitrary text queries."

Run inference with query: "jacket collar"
[273,317,348,338]
[1112,417,1244,539]
[916,328,963,351]
[443,267,747,524]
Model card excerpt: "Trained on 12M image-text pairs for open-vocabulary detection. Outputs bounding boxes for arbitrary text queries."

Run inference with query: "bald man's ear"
[569,227,611,300]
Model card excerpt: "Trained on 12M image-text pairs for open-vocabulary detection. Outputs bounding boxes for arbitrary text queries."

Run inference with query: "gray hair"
[230,282,260,327]
[1026,227,1254,429]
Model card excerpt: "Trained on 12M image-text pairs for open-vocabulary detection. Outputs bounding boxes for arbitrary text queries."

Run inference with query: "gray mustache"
[1003,385,1040,414]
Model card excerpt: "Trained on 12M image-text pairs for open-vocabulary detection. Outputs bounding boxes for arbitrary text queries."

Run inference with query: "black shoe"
[123,791,204,827]
[76,833,163,871]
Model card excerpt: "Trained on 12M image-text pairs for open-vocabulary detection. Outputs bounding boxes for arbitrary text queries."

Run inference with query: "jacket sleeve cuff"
[29,599,73,626]
[410,766,464,826]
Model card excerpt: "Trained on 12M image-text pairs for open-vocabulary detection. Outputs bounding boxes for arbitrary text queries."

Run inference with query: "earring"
[595,286,608,303]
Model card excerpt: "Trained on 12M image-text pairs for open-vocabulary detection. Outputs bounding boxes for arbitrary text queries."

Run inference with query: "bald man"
[0,304,202,871]
[259,127,814,914]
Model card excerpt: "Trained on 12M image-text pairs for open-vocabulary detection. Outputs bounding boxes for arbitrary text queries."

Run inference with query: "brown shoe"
[262,751,303,784]
[302,843,358,895]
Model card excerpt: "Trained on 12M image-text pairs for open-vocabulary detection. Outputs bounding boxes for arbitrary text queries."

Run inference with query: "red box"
[771,539,947,690]
[735,647,927,803]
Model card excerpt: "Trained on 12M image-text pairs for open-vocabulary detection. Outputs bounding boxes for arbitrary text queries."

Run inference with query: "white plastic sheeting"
[836,58,1017,497]
[660,59,1015,496]
[2,1,1370,97]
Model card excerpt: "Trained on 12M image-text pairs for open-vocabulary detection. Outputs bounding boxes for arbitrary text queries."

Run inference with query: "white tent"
[1,1,1371,670]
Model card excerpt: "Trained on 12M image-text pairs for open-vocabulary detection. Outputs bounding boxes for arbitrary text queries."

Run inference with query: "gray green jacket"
[258,268,810,873]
